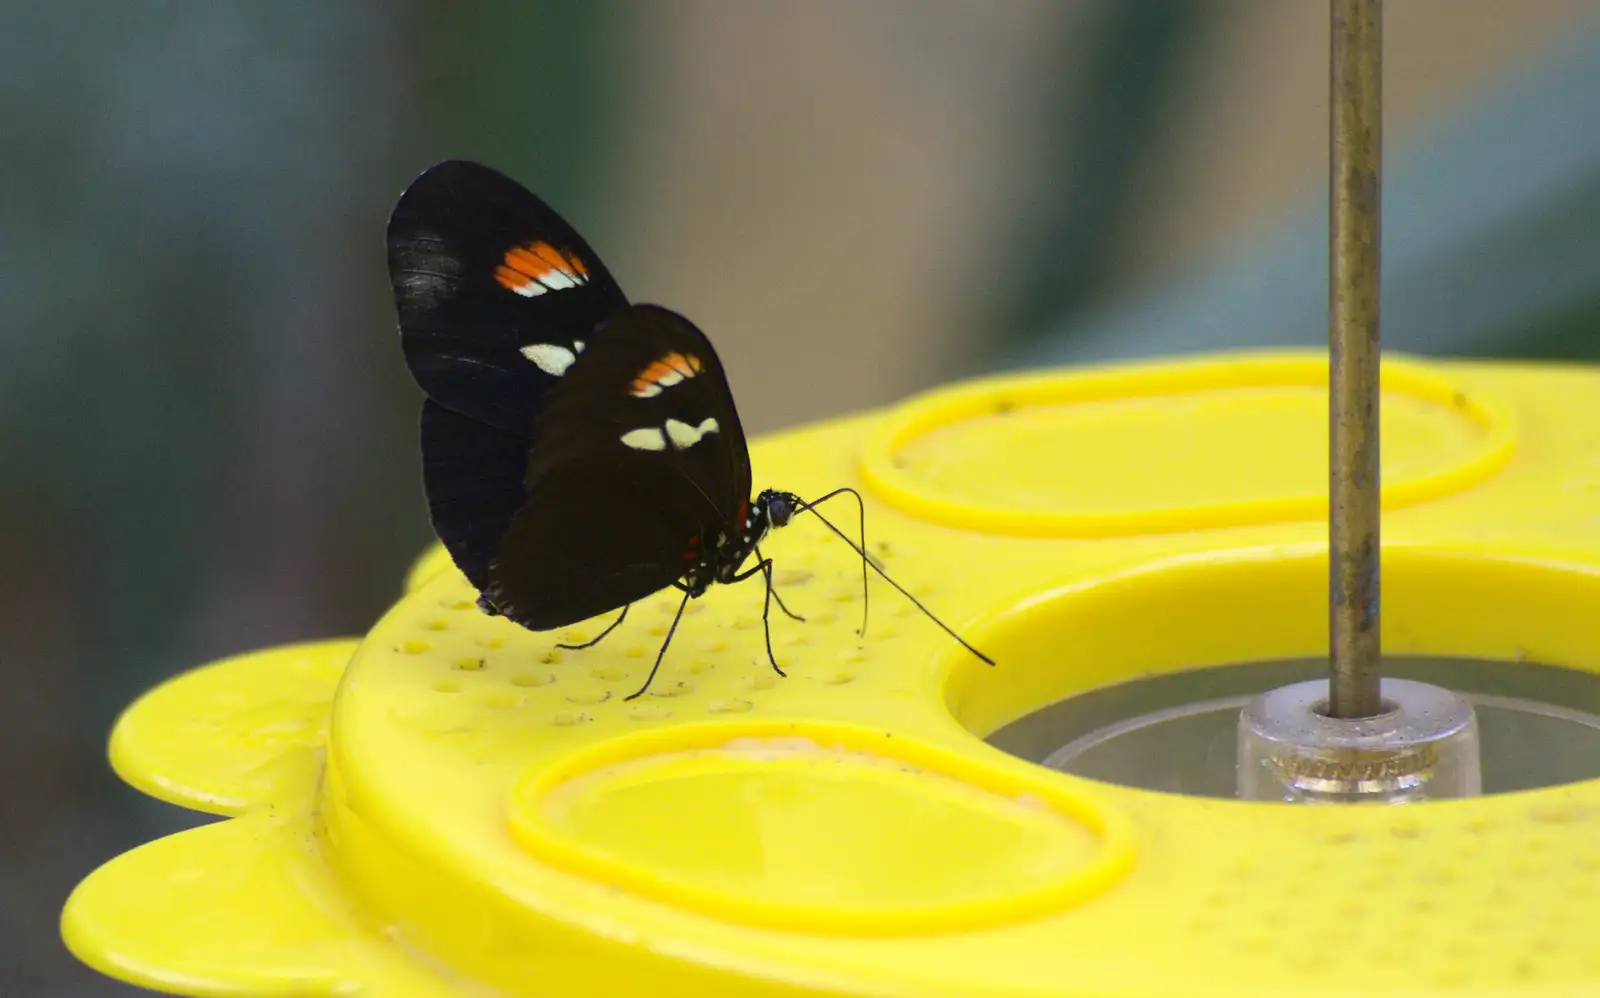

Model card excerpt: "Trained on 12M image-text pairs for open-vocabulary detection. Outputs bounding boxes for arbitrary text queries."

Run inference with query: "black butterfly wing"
[484,304,755,629]
[389,160,629,591]
[418,398,526,591]
[485,458,721,629]
[387,159,628,434]
[523,304,753,521]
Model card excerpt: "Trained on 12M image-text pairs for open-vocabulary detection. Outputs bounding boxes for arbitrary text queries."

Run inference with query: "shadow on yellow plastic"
[862,353,1514,537]
[509,721,1134,934]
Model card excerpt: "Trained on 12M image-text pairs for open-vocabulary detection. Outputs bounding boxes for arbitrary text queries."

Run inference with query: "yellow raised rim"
[507,720,1136,936]
[859,351,1516,537]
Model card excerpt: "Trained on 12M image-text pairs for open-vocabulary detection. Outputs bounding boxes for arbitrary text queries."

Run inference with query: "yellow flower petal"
[110,640,355,816]
[62,812,458,997]
[62,814,357,996]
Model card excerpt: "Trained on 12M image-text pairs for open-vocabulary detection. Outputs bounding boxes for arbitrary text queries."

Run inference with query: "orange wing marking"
[494,242,591,298]
[629,352,704,398]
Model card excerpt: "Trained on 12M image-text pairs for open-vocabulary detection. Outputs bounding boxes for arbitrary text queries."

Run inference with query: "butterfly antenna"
[794,487,995,666]
[626,588,692,700]
[793,486,869,636]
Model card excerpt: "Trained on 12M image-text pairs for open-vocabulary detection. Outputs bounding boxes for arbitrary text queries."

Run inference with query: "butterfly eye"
[766,492,798,527]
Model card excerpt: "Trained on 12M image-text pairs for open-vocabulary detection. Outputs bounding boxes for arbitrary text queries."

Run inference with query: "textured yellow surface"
[63,351,1600,996]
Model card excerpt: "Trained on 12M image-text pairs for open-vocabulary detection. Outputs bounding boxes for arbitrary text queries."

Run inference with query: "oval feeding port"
[955,547,1600,801]
[990,655,1600,798]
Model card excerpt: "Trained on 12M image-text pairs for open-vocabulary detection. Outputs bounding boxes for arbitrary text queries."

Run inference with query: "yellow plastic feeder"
[61,349,1600,997]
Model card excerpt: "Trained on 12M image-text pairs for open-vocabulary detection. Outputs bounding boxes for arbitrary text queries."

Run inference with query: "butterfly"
[386,159,993,699]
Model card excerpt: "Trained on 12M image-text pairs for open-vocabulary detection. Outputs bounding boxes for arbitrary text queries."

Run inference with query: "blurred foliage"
[404,1,624,224]
[990,1,1204,350]
[0,3,621,994]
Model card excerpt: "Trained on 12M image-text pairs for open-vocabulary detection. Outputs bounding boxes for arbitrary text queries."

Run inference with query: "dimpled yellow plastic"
[62,350,1600,997]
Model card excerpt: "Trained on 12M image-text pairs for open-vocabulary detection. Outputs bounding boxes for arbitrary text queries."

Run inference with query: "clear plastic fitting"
[1237,677,1482,803]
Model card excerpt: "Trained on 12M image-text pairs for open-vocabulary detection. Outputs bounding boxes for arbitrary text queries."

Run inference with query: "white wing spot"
[520,343,577,376]
[664,417,720,449]
[507,276,562,298]
[538,271,577,292]
[573,340,586,353]
[621,427,668,451]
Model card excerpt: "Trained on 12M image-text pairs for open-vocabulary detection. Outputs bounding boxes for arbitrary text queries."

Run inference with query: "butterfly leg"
[725,557,789,679]
[755,545,805,622]
[625,588,692,701]
[557,604,629,650]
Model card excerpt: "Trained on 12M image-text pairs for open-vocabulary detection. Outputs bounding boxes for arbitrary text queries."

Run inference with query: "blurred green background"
[4,2,1598,993]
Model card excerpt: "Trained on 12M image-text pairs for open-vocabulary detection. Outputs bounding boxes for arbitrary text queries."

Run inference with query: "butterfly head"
[707,489,802,588]
[757,489,803,530]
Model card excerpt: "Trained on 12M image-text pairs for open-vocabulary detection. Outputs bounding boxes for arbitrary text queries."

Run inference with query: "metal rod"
[1328,0,1383,720]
